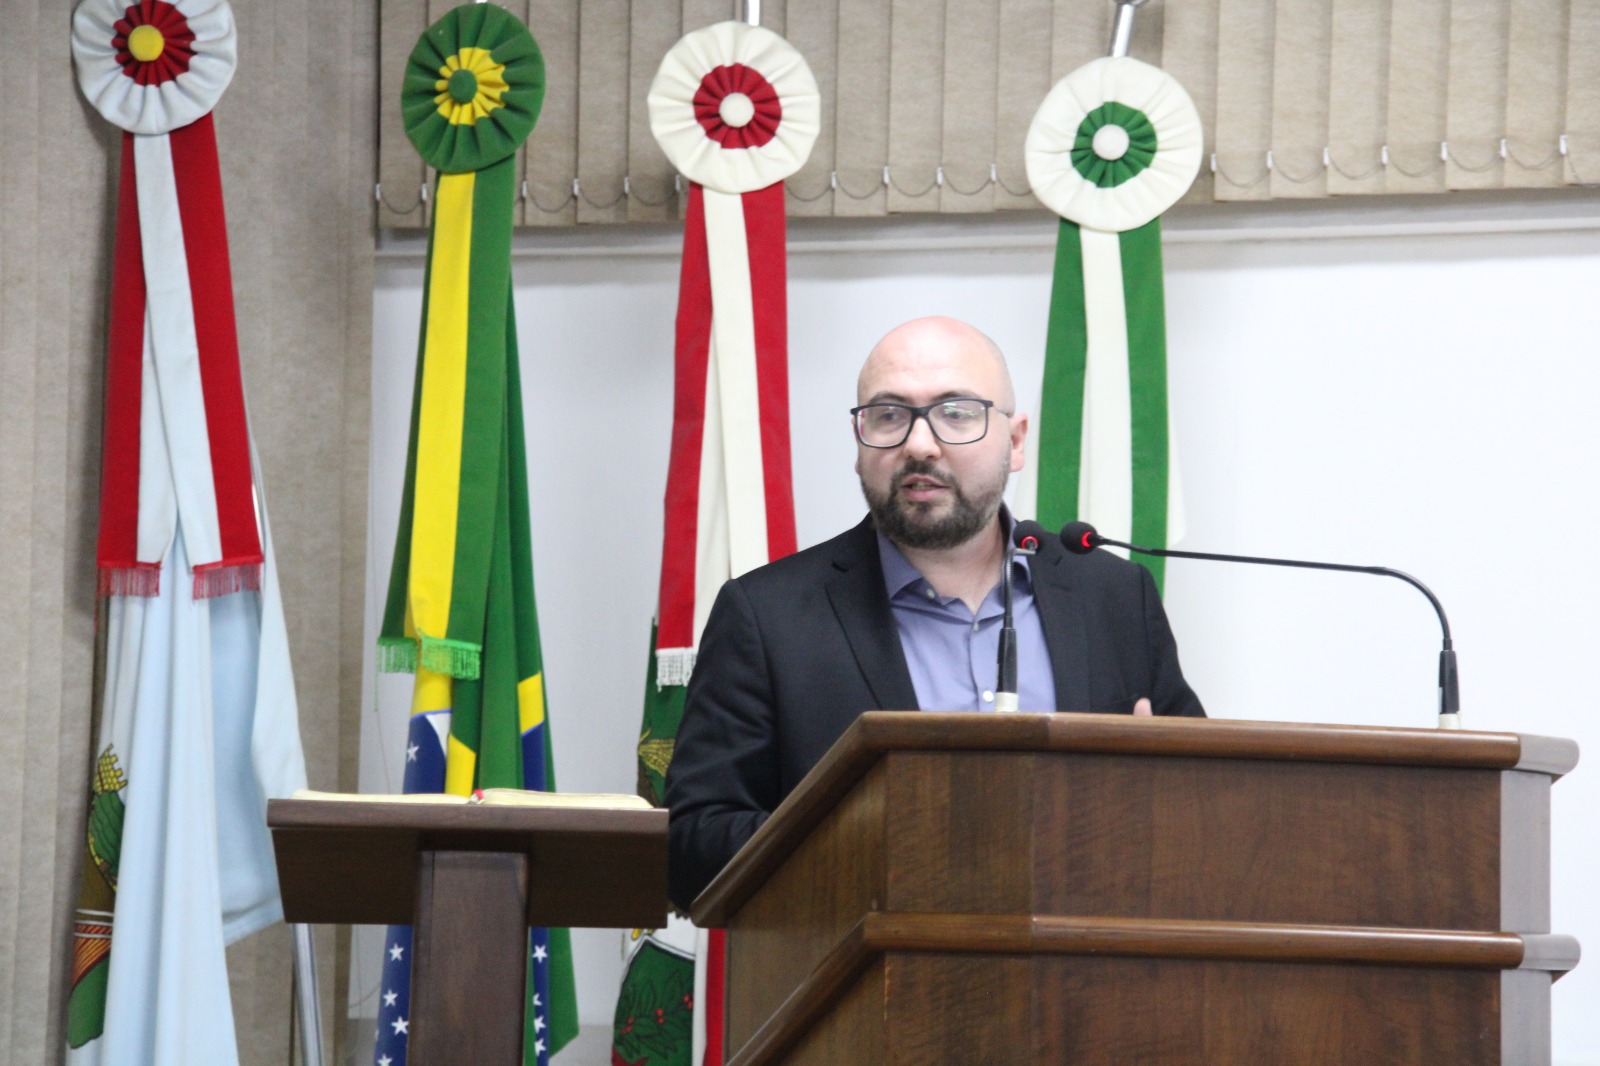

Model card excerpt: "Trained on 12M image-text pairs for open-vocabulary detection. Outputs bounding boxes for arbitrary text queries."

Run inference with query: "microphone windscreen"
[1012,520,1046,551]
[1059,521,1100,554]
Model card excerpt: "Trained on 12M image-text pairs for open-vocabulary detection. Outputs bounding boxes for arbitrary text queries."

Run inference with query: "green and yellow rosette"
[380,4,544,680]
[401,2,543,175]
[1018,56,1202,589]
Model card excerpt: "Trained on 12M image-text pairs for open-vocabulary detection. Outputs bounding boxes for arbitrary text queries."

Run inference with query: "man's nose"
[902,414,943,459]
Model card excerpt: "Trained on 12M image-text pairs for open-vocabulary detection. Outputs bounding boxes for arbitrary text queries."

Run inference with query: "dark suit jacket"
[664,516,1204,909]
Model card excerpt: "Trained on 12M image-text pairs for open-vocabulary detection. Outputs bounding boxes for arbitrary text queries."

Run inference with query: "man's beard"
[863,457,1009,550]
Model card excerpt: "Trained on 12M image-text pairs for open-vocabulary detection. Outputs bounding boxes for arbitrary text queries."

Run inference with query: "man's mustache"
[891,460,956,494]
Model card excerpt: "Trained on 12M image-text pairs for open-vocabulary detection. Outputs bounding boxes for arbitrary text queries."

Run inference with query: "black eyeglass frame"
[849,397,1000,449]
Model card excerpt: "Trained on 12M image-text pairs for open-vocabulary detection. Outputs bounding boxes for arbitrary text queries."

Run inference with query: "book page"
[475,789,653,810]
[289,790,467,805]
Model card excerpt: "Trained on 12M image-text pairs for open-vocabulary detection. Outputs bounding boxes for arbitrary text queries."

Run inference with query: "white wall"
[361,196,1600,1063]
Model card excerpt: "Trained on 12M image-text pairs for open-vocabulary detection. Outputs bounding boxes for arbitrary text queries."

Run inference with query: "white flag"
[69,504,306,1064]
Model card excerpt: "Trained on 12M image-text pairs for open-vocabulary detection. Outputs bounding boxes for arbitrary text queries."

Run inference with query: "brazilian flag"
[373,6,576,1065]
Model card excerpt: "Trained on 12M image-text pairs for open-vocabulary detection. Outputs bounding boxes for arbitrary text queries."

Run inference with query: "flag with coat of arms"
[67,1,310,1063]
[616,19,818,1066]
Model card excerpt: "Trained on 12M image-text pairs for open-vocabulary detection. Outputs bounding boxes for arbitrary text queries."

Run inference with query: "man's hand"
[1133,697,1153,717]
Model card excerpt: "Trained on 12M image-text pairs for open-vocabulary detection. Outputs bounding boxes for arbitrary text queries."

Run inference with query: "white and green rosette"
[1019,56,1202,588]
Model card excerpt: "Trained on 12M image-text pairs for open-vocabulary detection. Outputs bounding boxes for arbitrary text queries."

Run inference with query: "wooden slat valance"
[376,0,1600,228]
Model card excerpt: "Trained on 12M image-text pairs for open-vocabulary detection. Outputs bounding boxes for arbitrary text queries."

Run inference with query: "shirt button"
[924,588,937,600]
[972,621,979,632]
[982,690,994,702]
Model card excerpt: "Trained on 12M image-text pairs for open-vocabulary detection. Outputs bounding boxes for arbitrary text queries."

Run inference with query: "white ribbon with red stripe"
[74,0,262,598]
[648,22,819,683]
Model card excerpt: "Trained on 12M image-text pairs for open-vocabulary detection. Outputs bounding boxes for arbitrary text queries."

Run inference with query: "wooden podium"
[691,713,1580,1065]
[268,798,667,1065]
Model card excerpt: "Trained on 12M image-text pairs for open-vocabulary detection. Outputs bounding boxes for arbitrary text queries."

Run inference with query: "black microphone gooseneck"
[994,522,1045,714]
[1059,521,1461,728]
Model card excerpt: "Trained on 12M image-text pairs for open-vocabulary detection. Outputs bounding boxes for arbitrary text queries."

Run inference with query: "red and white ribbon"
[649,22,819,682]
[75,0,261,597]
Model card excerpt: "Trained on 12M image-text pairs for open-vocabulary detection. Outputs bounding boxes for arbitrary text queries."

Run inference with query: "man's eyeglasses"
[850,398,999,448]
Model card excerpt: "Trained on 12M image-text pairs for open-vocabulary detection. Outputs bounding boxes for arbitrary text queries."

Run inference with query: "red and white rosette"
[648,21,819,195]
[648,22,819,683]
[73,0,263,598]
[73,0,235,135]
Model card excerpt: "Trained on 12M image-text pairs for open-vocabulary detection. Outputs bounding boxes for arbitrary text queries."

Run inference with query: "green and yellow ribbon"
[380,3,543,678]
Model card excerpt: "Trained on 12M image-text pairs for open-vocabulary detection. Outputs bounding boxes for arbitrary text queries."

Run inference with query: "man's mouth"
[896,472,949,502]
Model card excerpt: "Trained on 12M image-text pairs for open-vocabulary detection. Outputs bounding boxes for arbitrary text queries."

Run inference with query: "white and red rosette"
[1025,56,1202,233]
[647,21,820,194]
[75,0,262,598]
[72,0,236,135]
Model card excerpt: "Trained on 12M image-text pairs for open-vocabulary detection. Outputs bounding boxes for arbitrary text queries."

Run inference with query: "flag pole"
[741,0,760,27]
[1107,0,1148,58]
[292,924,325,1066]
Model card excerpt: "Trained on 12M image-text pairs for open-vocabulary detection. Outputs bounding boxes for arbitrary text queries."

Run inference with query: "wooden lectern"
[268,798,667,1065]
[691,713,1580,1065]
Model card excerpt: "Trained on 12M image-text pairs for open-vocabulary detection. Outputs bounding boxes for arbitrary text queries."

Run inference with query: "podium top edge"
[849,712,1577,775]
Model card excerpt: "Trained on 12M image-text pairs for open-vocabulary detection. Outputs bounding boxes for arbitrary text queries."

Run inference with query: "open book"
[290,788,653,811]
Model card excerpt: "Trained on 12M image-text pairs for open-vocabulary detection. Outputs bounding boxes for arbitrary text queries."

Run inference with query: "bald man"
[665,317,1203,909]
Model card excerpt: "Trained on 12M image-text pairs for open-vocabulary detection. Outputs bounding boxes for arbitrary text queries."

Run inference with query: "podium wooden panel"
[269,799,667,1065]
[691,713,1580,1066]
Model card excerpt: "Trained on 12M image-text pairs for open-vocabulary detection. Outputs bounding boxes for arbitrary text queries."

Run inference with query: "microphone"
[1013,520,1045,553]
[1061,521,1462,729]
[993,522,1045,714]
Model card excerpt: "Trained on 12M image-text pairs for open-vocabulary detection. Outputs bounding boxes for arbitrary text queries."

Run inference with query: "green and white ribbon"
[1017,56,1202,588]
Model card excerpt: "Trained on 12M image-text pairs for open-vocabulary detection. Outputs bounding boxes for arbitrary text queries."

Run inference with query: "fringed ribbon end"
[99,564,162,598]
[192,559,263,599]
[377,637,419,674]
[418,634,482,680]
[655,647,697,688]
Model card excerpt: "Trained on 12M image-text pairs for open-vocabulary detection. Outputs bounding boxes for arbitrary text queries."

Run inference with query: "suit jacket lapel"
[1033,539,1091,712]
[825,519,920,711]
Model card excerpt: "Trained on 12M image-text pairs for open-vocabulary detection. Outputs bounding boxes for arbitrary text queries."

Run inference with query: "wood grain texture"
[772,958,887,1066]
[1031,753,1503,929]
[268,799,667,928]
[1035,955,1505,1064]
[725,917,1572,1066]
[886,953,1033,1063]
[408,851,529,1066]
[728,921,875,1066]
[706,715,1575,1066]
[695,712,1569,925]
[860,912,1533,970]
[885,752,1035,913]
[726,763,888,1053]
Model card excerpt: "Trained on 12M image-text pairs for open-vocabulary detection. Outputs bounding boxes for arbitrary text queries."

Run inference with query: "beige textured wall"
[0,2,375,1063]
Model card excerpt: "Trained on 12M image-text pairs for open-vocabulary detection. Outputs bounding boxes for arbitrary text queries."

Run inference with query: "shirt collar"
[875,505,1033,599]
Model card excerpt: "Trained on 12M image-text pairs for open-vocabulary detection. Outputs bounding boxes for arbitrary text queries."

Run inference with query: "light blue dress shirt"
[876,529,1058,713]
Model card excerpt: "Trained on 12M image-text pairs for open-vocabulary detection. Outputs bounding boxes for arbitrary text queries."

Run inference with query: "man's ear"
[1008,412,1029,473]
